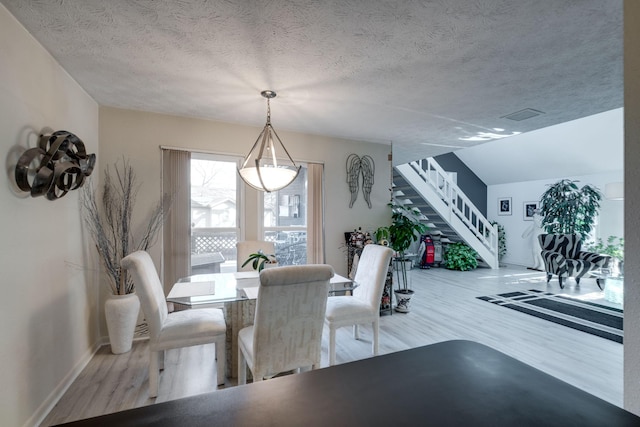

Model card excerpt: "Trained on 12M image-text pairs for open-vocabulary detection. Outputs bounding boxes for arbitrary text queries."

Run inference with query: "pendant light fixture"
[238,90,300,192]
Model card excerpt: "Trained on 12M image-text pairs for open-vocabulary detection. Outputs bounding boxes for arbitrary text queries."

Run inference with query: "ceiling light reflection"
[459,131,522,142]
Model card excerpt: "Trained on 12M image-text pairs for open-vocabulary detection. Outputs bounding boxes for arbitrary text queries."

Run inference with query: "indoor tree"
[538,179,602,241]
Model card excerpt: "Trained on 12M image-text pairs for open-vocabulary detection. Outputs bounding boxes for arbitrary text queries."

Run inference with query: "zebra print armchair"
[538,234,612,289]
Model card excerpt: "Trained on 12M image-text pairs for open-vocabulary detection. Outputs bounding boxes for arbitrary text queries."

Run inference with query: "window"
[190,153,240,273]
[263,165,307,265]
[164,151,319,279]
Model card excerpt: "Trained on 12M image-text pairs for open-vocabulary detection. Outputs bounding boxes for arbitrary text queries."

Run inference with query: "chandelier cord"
[266,98,271,124]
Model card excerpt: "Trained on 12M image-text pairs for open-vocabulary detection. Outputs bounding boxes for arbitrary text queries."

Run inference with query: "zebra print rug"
[477,289,623,344]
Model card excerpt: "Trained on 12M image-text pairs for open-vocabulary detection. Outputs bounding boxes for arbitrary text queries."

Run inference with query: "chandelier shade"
[238,90,300,192]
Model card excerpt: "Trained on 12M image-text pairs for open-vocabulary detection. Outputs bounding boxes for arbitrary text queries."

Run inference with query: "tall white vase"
[105,293,140,354]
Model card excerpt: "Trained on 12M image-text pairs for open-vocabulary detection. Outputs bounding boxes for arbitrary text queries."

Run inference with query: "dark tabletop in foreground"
[57,339,640,426]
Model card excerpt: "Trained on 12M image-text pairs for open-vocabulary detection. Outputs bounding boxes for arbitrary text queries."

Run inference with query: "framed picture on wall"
[523,201,539,221]
[498,197,512,215]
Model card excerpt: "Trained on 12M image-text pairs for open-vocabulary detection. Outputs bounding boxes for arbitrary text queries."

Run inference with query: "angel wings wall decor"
[346,154,375,208]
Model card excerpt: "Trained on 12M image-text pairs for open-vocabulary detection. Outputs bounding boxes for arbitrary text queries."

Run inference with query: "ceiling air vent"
[501,108,545,121]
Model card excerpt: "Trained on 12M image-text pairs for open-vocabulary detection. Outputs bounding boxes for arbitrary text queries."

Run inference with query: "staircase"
[394,158,499,269]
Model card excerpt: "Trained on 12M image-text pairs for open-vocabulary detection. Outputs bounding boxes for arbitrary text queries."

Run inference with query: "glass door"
[190,153,240,273]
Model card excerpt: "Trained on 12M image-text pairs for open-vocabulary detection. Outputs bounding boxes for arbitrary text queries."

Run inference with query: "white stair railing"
[396,158,499,269]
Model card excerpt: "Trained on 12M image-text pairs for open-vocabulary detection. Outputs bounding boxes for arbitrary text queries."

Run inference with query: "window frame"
[260,163,308,266]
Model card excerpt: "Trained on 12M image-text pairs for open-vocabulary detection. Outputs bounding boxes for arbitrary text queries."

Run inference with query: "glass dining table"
[166,271,355,307]
[165,270,354,379]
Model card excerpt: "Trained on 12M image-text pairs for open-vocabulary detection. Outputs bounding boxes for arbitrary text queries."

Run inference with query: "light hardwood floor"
[41,264,623,426]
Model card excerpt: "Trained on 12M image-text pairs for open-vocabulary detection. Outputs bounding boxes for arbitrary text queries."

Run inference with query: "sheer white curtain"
[307,162,325,264]
[162,148,191,292]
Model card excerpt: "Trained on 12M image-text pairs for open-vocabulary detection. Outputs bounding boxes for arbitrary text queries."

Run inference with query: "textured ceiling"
[1,0,622,167]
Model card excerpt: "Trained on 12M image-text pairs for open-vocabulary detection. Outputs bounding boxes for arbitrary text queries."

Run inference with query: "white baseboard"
[25,341,101,427]
[26,325,150,427]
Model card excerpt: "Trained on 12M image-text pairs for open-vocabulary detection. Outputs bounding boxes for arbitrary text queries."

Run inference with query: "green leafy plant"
[375,202,428,291]
[584,236,624,261]
[443,242,478,271]
[375,203,428,257]
[241,249,277,272]
[538,179,602,241]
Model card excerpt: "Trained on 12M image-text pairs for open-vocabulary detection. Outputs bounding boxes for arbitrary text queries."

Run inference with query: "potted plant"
[443,242,478,271]
[538,179,602,241]
[242,249,278,271]
[584,235,624,274]
[375,202,428,313]
[81,158,166,354]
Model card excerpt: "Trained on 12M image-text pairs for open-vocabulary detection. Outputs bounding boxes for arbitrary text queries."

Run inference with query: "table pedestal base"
[223,299,256,379]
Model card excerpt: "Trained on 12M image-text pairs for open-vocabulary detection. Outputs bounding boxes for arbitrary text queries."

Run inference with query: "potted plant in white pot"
[81,158,166,354]
[375,202,428,313]
[241,249,278,271]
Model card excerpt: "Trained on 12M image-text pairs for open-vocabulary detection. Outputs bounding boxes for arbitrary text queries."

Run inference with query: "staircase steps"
[392,159,499,269]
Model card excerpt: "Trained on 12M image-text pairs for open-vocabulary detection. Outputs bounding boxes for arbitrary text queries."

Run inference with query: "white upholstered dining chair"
[236,240,276,272]
[121,251,227,397]
[325,244,393,365]
[238,264,334,384]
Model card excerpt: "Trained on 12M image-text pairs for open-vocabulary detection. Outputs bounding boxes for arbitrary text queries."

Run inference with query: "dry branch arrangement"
[81,158,166,295]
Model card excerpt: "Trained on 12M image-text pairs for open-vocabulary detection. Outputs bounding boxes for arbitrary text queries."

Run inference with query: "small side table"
[589,269,624,304]
[589,268,613,290]
[604,276,624,304]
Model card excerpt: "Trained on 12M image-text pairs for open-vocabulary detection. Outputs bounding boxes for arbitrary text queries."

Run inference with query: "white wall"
[487,172,624,267]
[0,5,99,427]
[98,107,391,273]
[457,108,623,186]
[97,106,391,329]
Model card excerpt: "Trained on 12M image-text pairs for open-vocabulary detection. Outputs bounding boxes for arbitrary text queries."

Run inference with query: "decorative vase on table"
[105,293,140,354]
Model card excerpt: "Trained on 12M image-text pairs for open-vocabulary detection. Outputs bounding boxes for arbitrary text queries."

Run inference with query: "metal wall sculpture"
[15,130,96,200]
[346,154,375,208]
